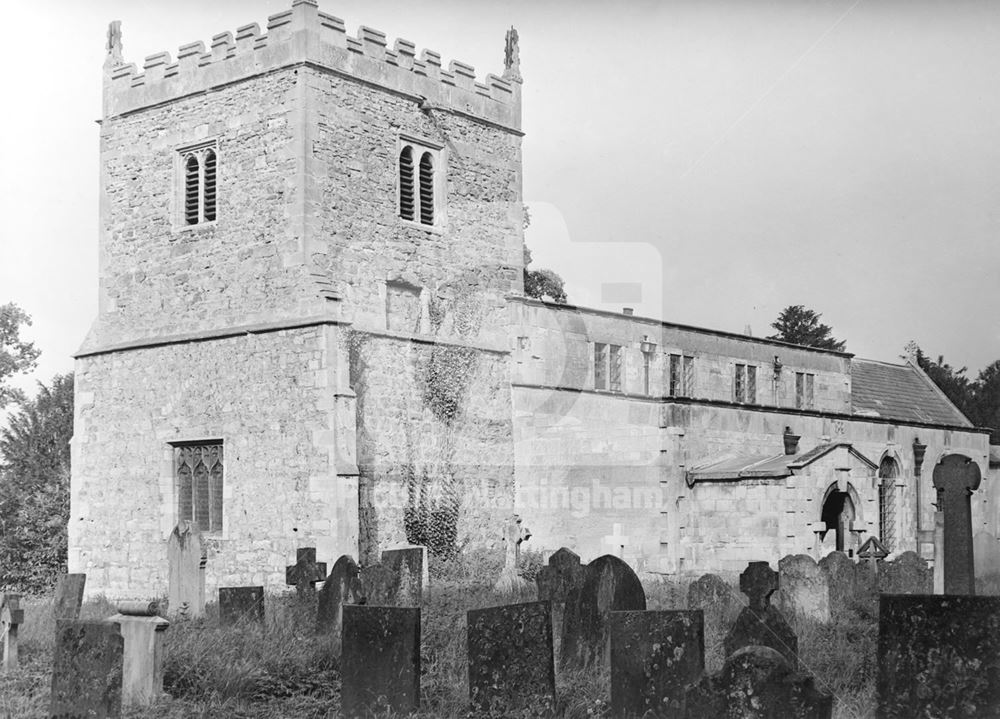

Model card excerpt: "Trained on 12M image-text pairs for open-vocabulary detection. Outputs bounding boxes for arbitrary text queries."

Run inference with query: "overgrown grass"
[0,560,879,718]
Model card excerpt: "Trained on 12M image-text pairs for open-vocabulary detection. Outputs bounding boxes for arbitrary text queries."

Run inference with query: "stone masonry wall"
[71,326,357,599]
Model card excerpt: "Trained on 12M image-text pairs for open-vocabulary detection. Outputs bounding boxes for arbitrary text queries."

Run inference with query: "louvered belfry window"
[179,143,218,226]
[398,138,441,227]
[175,443,223,534]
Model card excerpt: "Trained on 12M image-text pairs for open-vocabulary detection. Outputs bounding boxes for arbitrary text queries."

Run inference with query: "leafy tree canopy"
[0,303,41,408]
[0,373,73,592]
[523,246,568,304]
[767,304,846,351]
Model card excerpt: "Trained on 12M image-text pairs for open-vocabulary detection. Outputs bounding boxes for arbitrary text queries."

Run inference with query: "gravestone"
[685,645,833,719]
[723,561,798,665]
[1,593,23,673]
[777,554,830,622]
[105,602,169,708]
[341,604,420,718]
[494,515,532,594]
[687,573,736,613]
[818,551,856,614]
[54,573,87,620]
[467,600,555,714]
[536,547,586,666]
[218,587,265,627]
[877,594,1000,718]
[285,547,327,598]
[609,610,704,718]
[362,546,428,607]
[932,454,981,595]
[317,555,364,635]
[561,554,646,669]
[167,520,206,618]
[878,551,931,595]
[50,620,124,717]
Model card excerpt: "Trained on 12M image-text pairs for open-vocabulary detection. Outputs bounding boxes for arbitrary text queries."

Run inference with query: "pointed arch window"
[878,456,899,551]
[175,442,224,534]
[398,137,442,227]
[178,142,218,226]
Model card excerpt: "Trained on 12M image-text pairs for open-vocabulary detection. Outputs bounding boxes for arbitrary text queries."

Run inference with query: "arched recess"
[878,454,901,551]
[821,481,861,553]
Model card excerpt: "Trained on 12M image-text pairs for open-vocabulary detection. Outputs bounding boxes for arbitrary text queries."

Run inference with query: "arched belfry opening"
[821,483,857,552]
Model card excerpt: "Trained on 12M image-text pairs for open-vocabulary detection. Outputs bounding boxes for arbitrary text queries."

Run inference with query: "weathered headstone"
[362,545,428,607]
[54,573,87,621]
[105,602,169,708]
[777,554,830,622]
[317,555,363,635]
[467,600,555,714]
[687,573,736,613]
[218,586,265,627]
[285,547,327,598]
[818,551,856,614]
[878,551,931,595]
[723,561,798,666]
[536,547,586,666]
[685,645,833,719]
[609,610,704,718]
[494,515,532,594]
[167,520,206,618]
[50,620,124,717]
[1,594,23,673]
[341,604,420,718]
[877,594,1000,718]
[932,454,981,595]
[561,554,646,669]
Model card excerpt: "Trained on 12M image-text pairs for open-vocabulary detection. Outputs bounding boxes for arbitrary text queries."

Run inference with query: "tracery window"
[178,142,217,226]
[175,442,223,534]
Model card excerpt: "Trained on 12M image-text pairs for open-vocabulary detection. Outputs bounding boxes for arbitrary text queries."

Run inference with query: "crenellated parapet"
[103,0,520,130]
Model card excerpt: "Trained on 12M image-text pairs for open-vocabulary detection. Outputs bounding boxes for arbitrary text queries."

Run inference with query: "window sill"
[398,217,444,235]
[172,220,218,235]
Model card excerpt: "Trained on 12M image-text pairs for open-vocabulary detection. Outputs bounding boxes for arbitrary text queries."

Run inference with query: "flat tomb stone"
[218,586,265,627]
[341,604,420,717]
[877,594,1000,718]
[610,609,704,719]
[50,620,124,717]
[467,600,555,714]
[104,613,169,708]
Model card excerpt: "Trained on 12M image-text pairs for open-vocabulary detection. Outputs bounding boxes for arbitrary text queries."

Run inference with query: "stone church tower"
[72,1,524,595]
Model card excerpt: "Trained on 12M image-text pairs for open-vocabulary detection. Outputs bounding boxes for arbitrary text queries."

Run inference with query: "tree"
[0,303,41,408]
[767,305,846,351]
[523,246,568,304]
[973,360,1000,443]
[0,373,73,592]
[904,341,976,420]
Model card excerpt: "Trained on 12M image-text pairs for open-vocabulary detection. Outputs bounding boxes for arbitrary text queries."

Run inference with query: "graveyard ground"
[0,550,885,718]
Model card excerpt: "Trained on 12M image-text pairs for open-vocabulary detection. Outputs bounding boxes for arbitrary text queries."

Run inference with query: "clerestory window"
[178,142,217,226]
[398,137,442,227]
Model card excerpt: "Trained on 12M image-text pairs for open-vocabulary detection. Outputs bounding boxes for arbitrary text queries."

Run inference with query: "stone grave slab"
[50,620,124,717]
[494,515,532,594]
[54,573,87,621]
[362,545,427,607]
[317,555,364,635]
[609,610,704,718]
[686,645,833,719]
[167,520,206,618]
[561,554,646,669]
[105,602,169,709]
[286,547,327,598]
[341,604,420,717]
[1,593,23,673]
[467,600,555,714]
[818,551,856,615]
[536,547,585,665]
[932,454,981,595]
[878,551,931,595]
[723,561,798,666]
[687,573,735,613]
[877,594,1000,718]
[218,586,265,627]
[777,554,830,622]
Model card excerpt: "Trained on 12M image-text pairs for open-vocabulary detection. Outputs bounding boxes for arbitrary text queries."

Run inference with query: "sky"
[1,0,999,402]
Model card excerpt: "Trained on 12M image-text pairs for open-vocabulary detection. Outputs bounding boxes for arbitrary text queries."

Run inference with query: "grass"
[0,559,880,718]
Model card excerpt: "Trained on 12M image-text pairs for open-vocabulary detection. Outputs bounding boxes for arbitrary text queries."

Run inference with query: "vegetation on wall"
[523,246,568,304]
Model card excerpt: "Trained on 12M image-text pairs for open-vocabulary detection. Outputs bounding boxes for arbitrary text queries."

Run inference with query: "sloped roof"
[687,442,876,484]
[851,359,971,427]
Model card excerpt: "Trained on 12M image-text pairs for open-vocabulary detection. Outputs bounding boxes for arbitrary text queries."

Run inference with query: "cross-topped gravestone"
[932,454,982,594]
[858,536,888,561]
[285,548,327,598]
[1,594,23,673]
[724,561,798,666]
[168,520,206,618]
[54,573,87,621]
[495,516,532,594]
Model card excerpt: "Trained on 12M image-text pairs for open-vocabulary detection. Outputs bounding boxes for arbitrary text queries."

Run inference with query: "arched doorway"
[821,484,856,552]
[878,456,899,551]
